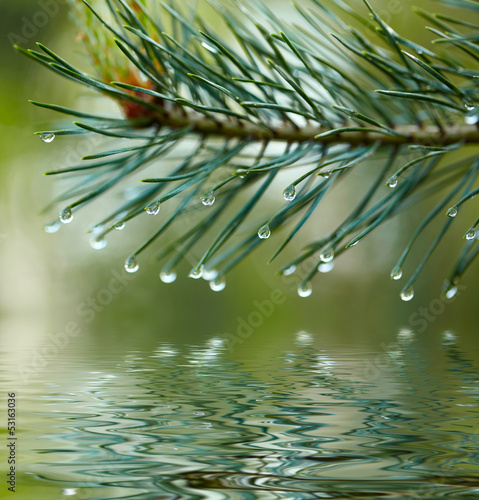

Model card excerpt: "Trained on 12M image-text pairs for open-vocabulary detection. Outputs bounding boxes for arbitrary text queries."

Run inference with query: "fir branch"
[22,0,479,300]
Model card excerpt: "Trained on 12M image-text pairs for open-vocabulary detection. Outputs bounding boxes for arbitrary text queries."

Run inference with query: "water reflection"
[4,329,478,499]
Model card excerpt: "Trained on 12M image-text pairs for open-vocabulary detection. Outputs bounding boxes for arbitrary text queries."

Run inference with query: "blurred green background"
[0,0,477,361]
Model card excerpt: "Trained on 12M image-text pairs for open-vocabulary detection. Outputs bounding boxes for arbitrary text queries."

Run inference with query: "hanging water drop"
[282,264,296,276]
[463,97,475,112]
[321,170,331,179]
[390,267,403,281]
[349,240,359,247]
[320,249,334,263]
[201,191,215,206]
[59,207,73,224]
[387,176,398,189]
[465,228,476,240]
[146,201,160,215]
[44,220,61,233]
[189,266,204,279]
[40,132,55,143]
[465,109,479,125]
[297,282,312,298]
[124,256,139,273]
[89,237,107,250]
[210,276,226,292]
[445,285,458,299]
[258,224,271,239]
[114,221,125,231]
[202,268,218,281]
[400,286,414,302]
[446,206,458,218]
[283,185,296,202]
[160,270,177,283]
[318,262,334,273]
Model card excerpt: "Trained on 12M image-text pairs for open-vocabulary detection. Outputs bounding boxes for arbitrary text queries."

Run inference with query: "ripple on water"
[4,333,479,499]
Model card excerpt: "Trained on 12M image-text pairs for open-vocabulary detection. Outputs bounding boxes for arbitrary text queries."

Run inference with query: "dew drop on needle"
[40,132,55,143]
[201,192,215,207]
[283,185,296,202]
[125,257,139,273]
[258,224,271,239]
[59,208,73,224]
[146,201,160,215]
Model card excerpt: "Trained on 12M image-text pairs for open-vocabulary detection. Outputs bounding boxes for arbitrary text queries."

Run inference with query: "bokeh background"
[0,0,477,371]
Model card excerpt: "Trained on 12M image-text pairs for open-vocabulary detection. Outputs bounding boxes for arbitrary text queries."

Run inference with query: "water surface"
[2,329,478,499]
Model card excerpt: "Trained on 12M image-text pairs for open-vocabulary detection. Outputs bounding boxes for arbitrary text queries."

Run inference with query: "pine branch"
[70,102,479,145]
[21,0,479,300]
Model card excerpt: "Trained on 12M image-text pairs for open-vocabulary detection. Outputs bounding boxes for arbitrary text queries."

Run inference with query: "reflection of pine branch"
[20,0,479,300]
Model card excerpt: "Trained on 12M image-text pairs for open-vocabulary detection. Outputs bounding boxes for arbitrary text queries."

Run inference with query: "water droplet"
[236,168,247,178]
[446,206,458,218]
[463,97,475,111]
[282,265,296,276]
[146,201,160,215]
[40,132,55,143]
[124,256,139,273]
[59,207,73,224]
[91,224,104,234]
[210,276,226,292]
[44,220,61,233]
[445,285,458,299]
[390,267,403,281]
[62,489,77,497]
[202,41,218,53]
[320,249,334,263]
[283,185,296,202]
[318,262,335,273]
[387,175,398,188]
[465,110,478,125]
[349,240,359,247]
[160,270,177,283]
[258,224,271,239]
[189,266,204,279]
[320,170,331,179]
[202,268,218,281]
[400,286,414,302]
[89,236,107,250]
[114,221,125,231]
[465,228,476,240]
[297,282,312,298]
[201,191,215,206]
